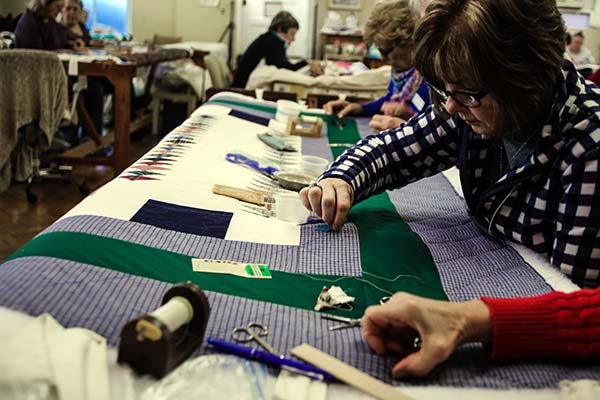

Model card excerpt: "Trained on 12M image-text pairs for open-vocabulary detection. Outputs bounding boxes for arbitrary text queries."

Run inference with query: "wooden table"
[50,49,208,175]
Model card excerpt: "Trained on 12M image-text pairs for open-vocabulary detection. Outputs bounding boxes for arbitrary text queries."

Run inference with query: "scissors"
[321,315,361,331]
[231,322,281,356]
[225,153,278,177]
[322,297,390,331]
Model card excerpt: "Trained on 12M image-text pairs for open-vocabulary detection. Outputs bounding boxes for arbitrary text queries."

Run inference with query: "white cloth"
[0,312,111,400]
[246,64,391,91]
[273,371,327,400]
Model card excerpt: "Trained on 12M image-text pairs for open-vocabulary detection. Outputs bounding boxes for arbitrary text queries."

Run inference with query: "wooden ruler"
[291,344,412,400]
[212,184,266,206]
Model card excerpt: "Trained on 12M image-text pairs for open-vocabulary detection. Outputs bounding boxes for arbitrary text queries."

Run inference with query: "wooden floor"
[0,133,159,261]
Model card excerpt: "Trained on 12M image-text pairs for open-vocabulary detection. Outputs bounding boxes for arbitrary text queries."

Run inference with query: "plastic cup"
[302,155,329,178]
[274,192,309,223]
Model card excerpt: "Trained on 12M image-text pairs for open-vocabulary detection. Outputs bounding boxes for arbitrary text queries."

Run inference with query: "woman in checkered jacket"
[301,0,600,288]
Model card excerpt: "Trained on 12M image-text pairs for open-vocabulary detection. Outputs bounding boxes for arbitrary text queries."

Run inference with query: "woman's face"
[47,0,65,19]
[280,28,298,46]
[63,1,81,26]
[444,83,498,136]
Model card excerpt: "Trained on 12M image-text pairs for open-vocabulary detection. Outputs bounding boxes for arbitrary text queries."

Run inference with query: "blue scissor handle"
[225,153,278,177]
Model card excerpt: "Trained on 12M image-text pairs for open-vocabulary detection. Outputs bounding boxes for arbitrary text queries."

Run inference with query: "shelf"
[324,53,365,61]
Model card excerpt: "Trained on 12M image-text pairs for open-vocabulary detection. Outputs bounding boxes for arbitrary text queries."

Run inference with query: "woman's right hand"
[299,178,354,231]
[323,100,363,118]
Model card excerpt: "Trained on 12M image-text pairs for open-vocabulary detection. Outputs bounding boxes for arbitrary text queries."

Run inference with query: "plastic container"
[275,100,304,124]
[302,155,329,177]
[275,192,309,223]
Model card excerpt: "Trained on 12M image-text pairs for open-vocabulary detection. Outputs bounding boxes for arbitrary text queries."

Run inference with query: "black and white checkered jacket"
[321,61,600,288]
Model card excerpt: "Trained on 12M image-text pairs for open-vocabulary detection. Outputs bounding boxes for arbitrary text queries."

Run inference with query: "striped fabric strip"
[1,256,598,388]
[44,214,363,276]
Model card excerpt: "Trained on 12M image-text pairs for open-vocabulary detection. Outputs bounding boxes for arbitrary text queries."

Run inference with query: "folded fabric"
[0,313,111,400]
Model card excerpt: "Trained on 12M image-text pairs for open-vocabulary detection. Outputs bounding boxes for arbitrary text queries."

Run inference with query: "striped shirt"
[321,60,600,288]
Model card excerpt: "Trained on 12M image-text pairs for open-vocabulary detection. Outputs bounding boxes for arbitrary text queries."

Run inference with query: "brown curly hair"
[363,0,416,51]
[414,0,566,135]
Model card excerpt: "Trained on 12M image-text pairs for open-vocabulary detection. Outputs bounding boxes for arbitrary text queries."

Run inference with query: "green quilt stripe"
[323,115,448,302]
[6,231,440,318]
[203,99,446,300]
[6,98,446,316]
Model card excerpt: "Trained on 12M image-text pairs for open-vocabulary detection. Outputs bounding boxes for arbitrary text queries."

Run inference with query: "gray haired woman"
[14,0,68,50]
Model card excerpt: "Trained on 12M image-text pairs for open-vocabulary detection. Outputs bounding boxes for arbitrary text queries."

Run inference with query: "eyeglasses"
[65,6,81,11]
[426,82,487,108]
[377,46,394,58]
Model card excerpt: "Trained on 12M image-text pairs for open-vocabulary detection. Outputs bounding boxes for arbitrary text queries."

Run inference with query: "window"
[82,0,130,34]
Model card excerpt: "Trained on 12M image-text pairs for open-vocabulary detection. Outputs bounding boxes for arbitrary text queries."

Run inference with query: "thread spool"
[118,282,210,378]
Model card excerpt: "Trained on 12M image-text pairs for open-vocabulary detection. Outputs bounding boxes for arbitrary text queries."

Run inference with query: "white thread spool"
[275,100,304,124]
[149,296,194,332]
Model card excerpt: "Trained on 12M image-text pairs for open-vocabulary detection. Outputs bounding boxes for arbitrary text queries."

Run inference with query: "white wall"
[0,0,26,15]
[130,0,232,43]
[131,0,175,42]
[173,0,231,42]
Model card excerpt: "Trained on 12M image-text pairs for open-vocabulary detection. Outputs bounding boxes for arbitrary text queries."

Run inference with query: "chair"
[203,53,232,91]
[0,49,88,202]
[151,35,202,136]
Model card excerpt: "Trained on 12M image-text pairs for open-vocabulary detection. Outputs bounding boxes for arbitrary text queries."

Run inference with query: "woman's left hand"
[362,292,493,377]
[369,114,405,132]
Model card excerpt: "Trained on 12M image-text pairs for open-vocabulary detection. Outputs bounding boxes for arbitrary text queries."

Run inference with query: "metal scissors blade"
[321,314,361,331]
[231,322,280,356]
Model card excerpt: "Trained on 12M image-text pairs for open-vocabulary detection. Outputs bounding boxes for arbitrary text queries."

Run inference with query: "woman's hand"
[362,292,493,377]
[73,38,86,51]
[309,61,324,76]
[380,101,414,119]
[299,178,354,231]
[369,115,405,132]
[323,100,363,119]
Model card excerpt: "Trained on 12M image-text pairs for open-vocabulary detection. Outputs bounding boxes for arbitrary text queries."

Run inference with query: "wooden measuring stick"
[291,344,412,400]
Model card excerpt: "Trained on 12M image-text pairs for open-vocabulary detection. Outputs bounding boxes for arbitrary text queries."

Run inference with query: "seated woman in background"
[232,11,310,89]
[566,31,596,70]
[16,0,106,143]
[14,0,67,50]
[362,287,600,377]
[60,0,103,49]
[323,0,430,132]
[302,0,600,287]
[60,0,89,49]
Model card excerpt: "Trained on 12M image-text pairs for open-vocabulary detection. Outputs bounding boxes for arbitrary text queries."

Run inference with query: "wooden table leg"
[108,74,132,175]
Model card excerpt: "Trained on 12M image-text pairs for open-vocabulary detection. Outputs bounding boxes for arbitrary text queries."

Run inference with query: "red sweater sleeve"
[481,288,600,361]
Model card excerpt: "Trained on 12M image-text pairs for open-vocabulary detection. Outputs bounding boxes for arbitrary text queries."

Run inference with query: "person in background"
[566,31,596,69]
[323,0,430,132]
[232,11,312,88]
[14,0,67,50]
[60,0,103,49]
[301,0,600,287]
[362,287,600,377]
[60,0,89,49]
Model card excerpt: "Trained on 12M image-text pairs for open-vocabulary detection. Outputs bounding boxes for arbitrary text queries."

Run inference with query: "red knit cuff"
[481,296,559,361]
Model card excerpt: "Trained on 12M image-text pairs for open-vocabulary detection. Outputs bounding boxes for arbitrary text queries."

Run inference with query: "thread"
[149,296,194,332]
[301,271,425,298]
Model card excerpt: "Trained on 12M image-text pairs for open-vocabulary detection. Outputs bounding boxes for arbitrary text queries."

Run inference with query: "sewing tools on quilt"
[207,321,334,382]
[117,282,210,378]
